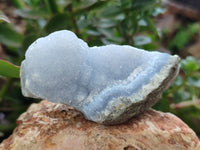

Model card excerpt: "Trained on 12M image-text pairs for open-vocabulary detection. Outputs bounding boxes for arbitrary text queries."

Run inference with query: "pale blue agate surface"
[20,30,179,124]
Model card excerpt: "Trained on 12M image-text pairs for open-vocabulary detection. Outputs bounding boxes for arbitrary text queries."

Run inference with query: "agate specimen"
[20,30,180,125]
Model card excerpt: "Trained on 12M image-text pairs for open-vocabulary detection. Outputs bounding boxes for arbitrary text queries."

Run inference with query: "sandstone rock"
[0,100,199,150]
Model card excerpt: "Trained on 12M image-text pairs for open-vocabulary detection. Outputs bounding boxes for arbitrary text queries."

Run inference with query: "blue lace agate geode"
[20,30,180,125]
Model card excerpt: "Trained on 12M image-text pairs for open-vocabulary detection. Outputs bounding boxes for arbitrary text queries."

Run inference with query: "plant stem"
[170,100,200,109]
[47,0,60,14]
[44,0,52,14]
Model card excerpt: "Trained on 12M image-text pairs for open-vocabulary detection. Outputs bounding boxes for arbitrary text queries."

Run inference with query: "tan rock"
[0,100,199,150]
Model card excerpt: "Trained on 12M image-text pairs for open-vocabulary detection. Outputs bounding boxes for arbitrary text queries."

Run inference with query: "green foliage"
[10,0,161,46]
[154,56,200,134]
[168,23,200,50]
[159,56,200,104]
[0,12,10,23]
[0,60,20,78]
[15,9,50,19]
[181,56,199,75]
[0,23,23,48]
[157,21,200,135]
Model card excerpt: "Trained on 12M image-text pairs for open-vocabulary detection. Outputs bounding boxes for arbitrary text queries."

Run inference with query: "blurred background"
[0,0,200,142]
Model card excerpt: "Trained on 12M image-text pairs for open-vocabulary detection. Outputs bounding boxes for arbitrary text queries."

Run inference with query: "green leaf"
[0,23,23,47]
[57,0,72,11]
[173,89,191,103]
[24,0,41,8]
[152,7,166,16]
[132,0,156,11]
[73,0,106,14]
[10,0,25,8]
[0,59,20,78]
[120,0,132,9]
[174,76,183,86]
[98,5,122,18]
[145,18,159,36]
[97,19,120,28]
[44,13,71,34]
[188,23,200,35]
[98,28,115,38]
[181,56,199,74]
[46,0,60,13]
[187,77,200,88]
[74,0,98,10]
[22,33,39,51]
[169,23,200,50]
[0,12,10,23]
[169,29,190,50]
[15,9,50,19]
[153,96,170,112]
[86,29,101,36]
[133,35,152,46]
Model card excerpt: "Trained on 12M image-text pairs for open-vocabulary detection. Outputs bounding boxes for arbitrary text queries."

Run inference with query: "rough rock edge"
[0,100,199,150]
[101,55,180,125]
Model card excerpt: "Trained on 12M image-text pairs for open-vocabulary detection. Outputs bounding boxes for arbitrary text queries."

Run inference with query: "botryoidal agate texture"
[20,30,180,125]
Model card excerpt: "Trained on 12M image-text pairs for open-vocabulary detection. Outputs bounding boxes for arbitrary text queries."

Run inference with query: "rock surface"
[0,100,199,150]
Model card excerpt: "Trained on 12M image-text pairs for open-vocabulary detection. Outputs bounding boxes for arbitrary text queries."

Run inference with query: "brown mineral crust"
[0,100,199,150]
